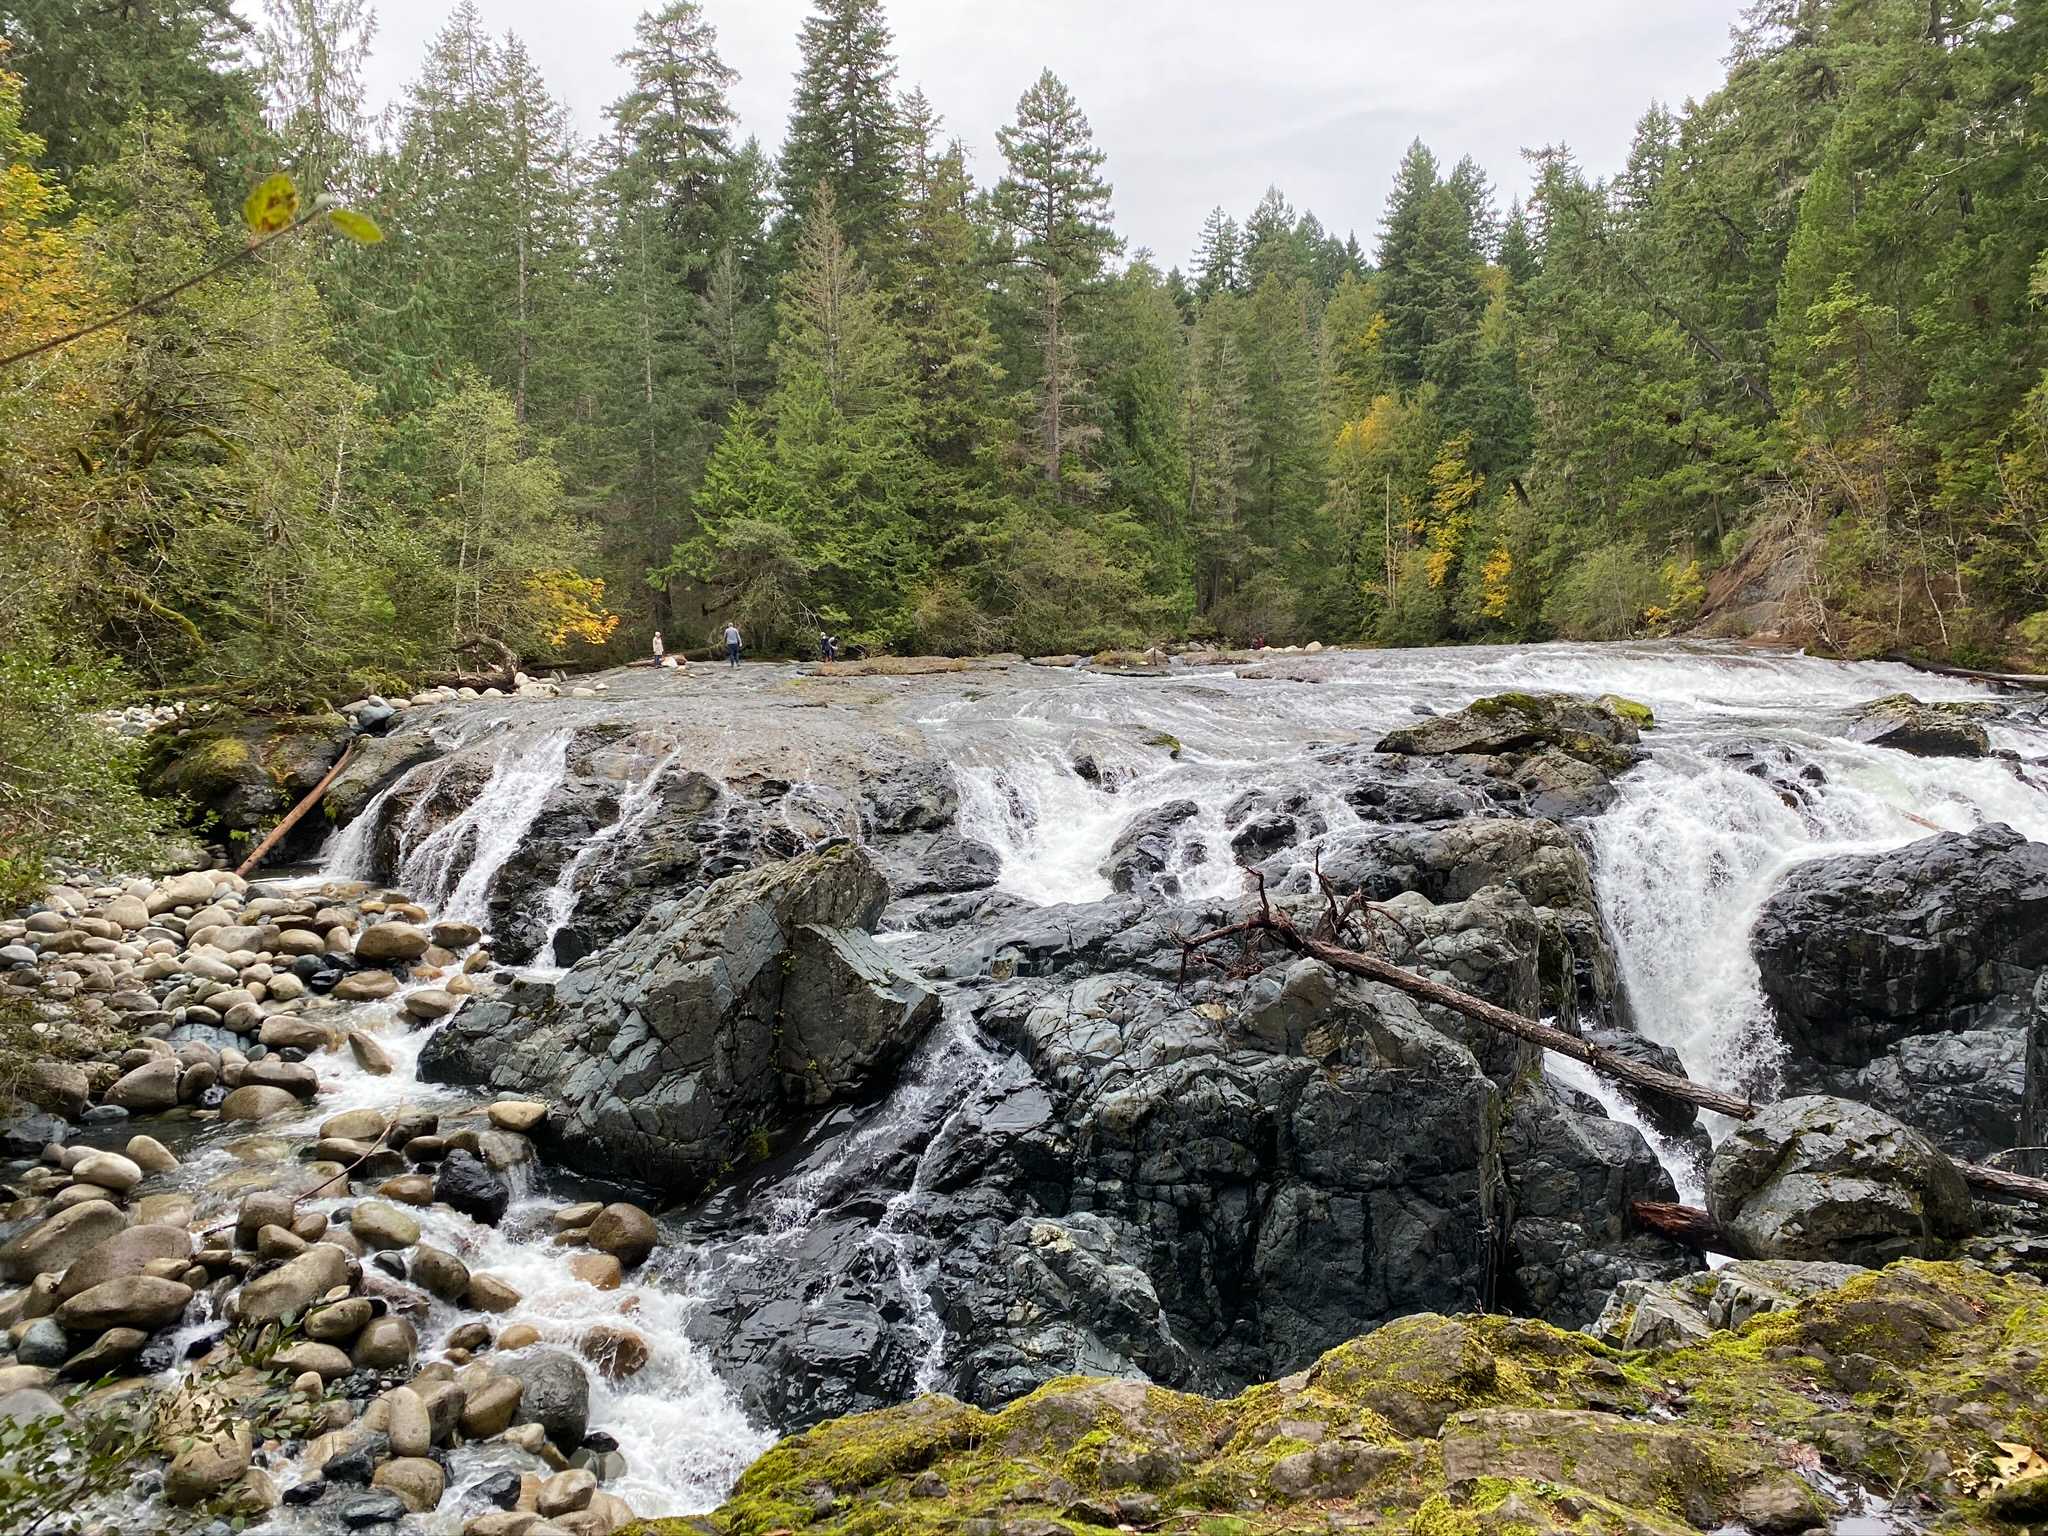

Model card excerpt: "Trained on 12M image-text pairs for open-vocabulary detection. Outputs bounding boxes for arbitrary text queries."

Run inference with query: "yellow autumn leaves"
[240,171,382,245]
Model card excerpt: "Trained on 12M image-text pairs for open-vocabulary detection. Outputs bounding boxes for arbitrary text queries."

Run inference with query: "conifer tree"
[1194,206,1240,302]
[776,0,906,266]
[993,68,1119,496]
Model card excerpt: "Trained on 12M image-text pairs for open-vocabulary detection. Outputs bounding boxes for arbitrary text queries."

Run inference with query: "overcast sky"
[342,0,1740,267]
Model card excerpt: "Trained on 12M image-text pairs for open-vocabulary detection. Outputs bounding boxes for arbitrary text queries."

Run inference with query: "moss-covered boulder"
[1376,692,1652,818]
[145,712,351,847]
[637,1261,2048,1536]
[1847,693,1994,758]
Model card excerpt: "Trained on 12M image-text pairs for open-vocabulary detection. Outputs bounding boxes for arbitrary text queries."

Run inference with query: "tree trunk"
[234,740,356,878]
[1631,1200,1728,1250]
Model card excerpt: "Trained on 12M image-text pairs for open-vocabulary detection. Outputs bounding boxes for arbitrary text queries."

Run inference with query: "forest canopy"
[1,0,2045,696]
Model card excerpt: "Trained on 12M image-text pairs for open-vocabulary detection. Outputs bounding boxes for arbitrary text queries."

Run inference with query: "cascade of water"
[533,748,680,968]
[319,771,407,883]
[1588,735,2048,1106]
[396,732,572,926]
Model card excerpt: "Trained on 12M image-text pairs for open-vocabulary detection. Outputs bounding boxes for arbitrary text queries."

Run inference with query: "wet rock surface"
[1753,823,2048,1163]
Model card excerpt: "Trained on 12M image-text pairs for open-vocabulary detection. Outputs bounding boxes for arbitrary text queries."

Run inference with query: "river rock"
[410,1244,470,1300]
[147,715,350,848]
[277,1341,354,1379]
[537,1468,597,1516]
[55,1273,193,1331]
[586,1203,657,1267]
[237,1243,351,1322]
[323,1107,389,1142]
[71,1150,143,1192]
[348,1030,395,1075]
[0,1201,128,1281]
[335,971,398,1001]
[1706,1096,1975,1264]
[351,1201,420,1250]
[431,920,483,949]
[420,844,938,1185]
[56,1223,192,1300]
[502,1349,589,1448]
[435,1149,509,1222]
[1099,799,1201,897]
[460,1375,524,1437]
[221,1084,302,1121]
[106,1057,181,1112]
[356,921,430,963]
[125,1134,178,1172]
[166,1423,252,1506]
[371,1455,445,1514]
[487,1099,548,1133]
[1376,691,1648,818]
[1753,823,2048,1163]
[1846,693,1993,758]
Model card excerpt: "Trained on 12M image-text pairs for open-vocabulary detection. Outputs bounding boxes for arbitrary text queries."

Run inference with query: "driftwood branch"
[234,739,355,878]
[1631,1200,1728,1250]
[1177,896,2048,1209]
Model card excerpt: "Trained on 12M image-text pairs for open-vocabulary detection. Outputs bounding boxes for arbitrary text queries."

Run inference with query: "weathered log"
[1178,903,1757,1120]
[1178,893,2048,1210]
[1879,651,2048,693]
[1631,1200,1728,1250]
[233,739,356,878]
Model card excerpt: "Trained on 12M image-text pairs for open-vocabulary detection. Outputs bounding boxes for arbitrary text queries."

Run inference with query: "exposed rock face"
[1376,691,1650,819]
[1099,799,1201,896]
[1848,692,1995,758]
[1752,823,2048,1163]
[420,843,939,1187]
[1706,1096,1975,1264]
[144,714,353,852]
[707,1262,2048,1536]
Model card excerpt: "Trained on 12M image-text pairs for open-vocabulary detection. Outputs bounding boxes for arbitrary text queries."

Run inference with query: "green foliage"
[0,646,181,909]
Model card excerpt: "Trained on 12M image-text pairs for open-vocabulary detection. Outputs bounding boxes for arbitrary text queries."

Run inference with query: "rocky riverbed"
[5,641,2048,1536]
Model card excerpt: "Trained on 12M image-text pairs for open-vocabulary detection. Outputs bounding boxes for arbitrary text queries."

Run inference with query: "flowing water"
[251,641,2048,1520]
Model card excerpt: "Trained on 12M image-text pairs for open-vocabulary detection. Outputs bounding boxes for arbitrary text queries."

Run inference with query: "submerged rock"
[421,842,938,1187]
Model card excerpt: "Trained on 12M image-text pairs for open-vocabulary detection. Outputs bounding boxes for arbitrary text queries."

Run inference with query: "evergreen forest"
[4,0,2048,700]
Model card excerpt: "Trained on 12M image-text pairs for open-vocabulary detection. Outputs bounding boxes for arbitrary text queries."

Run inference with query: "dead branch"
[235,739,355,877]
[1631,1200,1728,1250]
[1176,895,2048,1210]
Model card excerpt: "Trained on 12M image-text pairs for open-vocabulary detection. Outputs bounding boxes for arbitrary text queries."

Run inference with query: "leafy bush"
[1541,542,1664,640]
[0,645,181,909]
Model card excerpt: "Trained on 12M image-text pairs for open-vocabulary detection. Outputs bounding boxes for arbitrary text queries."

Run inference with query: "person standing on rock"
[724,622,742,669]
[651,630,664,664]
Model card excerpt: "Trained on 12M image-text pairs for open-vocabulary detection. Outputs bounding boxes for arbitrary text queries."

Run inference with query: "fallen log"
[1631,1200,1728,1250]
[1177,887,2048,1210]
[1879,651,2048,693]
[233,739,355,878]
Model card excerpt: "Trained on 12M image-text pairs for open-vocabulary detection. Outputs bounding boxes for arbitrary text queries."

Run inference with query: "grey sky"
[348,0,1739,266]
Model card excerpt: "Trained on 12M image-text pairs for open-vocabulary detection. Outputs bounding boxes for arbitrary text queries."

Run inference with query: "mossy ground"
[620,1262,2048,1536]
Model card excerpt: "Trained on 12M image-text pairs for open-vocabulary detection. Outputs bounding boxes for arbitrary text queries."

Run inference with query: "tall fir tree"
[776,0,906,267]
[992,67,1119,496]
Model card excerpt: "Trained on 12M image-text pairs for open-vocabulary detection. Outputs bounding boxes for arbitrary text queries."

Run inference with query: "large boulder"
[1752,823,2048,1163]
[420,843,939,1187]
[144,714,352,848]
[1846,693,1994,758]
[1706,1096,1975,1264]
[1099,800,1202,897]
[1376,692,1649,819]
[500,1349,589,1449]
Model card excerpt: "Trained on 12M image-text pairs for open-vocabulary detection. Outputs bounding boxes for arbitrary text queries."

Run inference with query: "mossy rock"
[144,712,351,842]
[692,1261,2048,1536]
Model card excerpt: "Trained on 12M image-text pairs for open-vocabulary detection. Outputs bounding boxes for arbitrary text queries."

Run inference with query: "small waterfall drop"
[534,748,679,968]
[398,732,572,925]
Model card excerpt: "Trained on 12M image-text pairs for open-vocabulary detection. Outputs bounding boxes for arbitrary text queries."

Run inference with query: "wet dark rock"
[1099,799,1200,897]
[282,1478,328,1506]
[469,1468,521,1508]
[337,1489,406,1528]
[0,1112,69,1158]
[1707,1096,1976,1264]
[1847,693,1994,758]
[1500,1075,1689,1326]
[1753,823,2048,1163]
[861,759,959,835]
[433,1150,508,1225]
[502,1348,590,1448]
[322,1432,389,1486]
[1376,692,1649,819]
[421,844,939,1187]
[899,835,1002,897]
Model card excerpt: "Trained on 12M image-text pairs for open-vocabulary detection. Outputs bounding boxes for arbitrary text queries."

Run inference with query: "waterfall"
[396,732,572,926]
[534,748,680,968]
